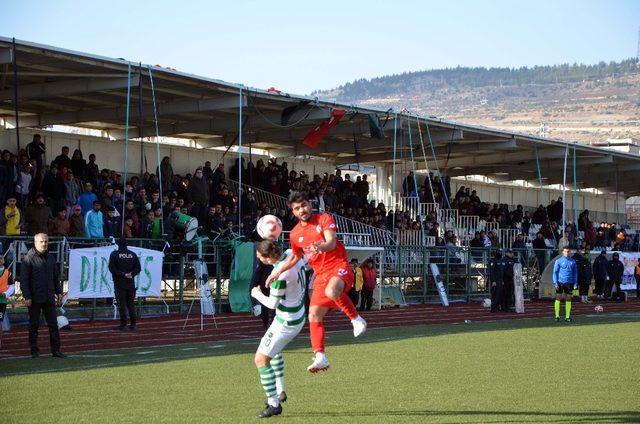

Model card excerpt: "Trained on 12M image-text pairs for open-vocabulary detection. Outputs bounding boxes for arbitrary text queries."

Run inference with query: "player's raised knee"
[325,285,341,301]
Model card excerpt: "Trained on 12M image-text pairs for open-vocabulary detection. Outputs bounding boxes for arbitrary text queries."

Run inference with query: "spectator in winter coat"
[63,170,82,214]
[48,208,70,237]
[68,205,85,237]
[85,201,104,238]
[574,248,593,303]
[25,194,52,235]
[606,253,624,301]
[103,207,120,238]
[42,165,66,215]
[592,250,609,299]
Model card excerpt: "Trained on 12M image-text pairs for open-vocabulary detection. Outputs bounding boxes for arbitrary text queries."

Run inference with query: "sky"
[1,0,639,95]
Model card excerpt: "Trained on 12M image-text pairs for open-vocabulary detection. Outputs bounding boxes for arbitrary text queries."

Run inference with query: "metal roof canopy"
[1,36,639,196]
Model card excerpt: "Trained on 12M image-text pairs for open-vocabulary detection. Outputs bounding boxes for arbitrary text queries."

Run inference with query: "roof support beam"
[8,95,245,128]
[108,107,331,140]
[0,75,141,101]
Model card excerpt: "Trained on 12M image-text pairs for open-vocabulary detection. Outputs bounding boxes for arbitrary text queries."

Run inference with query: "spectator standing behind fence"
[108,238,141,331]
[68,205,85,237]
[2,195,22,236]
[25,194,52,236]
[360,259,376,311]
[20,233,66,358]
[606,253,624,302]
[592,250,608,300]
[349,259,362,309]
[85,200,104,238]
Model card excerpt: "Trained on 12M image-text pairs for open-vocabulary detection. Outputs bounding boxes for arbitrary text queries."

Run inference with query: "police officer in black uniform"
[108,238,142,331]
[501,249,516,312]
[489,251,503,312]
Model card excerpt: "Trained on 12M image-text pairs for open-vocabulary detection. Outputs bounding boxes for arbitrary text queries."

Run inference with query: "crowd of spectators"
[1,135,637,255]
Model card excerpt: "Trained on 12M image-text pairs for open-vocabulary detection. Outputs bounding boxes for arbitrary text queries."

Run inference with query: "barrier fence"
[0,235,561,317]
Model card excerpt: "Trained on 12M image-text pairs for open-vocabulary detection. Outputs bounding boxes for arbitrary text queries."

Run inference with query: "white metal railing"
[457,215,480,237]
[498,228,520,248]
[419,202,439,218]
[395,230,435,246]
[279,231,372,246]
[485,221,500,234]
[227,179,396,246]
[399,196,419,219]
[437,209,459,230]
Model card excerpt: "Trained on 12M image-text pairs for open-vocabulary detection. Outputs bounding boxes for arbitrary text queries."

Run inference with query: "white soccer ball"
[594,305,604,313]
[482,298,491,308]
[256,214,283,240]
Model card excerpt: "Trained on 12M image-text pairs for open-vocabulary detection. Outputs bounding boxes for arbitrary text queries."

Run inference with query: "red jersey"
[290,213,348,272]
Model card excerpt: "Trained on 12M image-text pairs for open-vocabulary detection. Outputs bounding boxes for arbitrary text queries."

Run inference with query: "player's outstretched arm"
[266,253,301,287]
[251,286,279,309]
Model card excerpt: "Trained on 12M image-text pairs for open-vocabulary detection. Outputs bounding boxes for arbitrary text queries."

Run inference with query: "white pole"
[561,145,569,230]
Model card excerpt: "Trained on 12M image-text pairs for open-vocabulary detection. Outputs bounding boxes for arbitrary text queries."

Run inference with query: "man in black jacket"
[108,239,142,331]
[489,251,503,313]
[501,249,516,312]
[574,248,593,303]
[20,233,65,358]
[592,250,608,300]
[606,252,625,302]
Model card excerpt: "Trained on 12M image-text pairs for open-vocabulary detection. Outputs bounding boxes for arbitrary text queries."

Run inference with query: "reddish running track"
[1,300,639,360]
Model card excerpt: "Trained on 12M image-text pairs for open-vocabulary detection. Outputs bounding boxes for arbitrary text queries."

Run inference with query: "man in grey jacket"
[20,233,66,358]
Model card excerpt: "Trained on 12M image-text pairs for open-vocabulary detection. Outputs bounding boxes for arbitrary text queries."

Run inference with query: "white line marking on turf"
[75,353,124,358]
[180,347,198,351]
[207,345,225,349]
[136,351,157,355]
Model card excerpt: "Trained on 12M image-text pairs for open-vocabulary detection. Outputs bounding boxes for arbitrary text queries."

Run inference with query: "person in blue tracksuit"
[553,246,578,322]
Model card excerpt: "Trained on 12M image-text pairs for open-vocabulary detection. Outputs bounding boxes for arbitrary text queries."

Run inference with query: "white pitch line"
[136,351,158,355]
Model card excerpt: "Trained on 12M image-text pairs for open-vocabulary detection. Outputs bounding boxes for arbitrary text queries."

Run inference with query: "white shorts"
[257,318,305,358]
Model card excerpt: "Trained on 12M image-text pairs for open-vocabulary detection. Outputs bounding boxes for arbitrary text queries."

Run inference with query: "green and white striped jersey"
[270,250,306,326]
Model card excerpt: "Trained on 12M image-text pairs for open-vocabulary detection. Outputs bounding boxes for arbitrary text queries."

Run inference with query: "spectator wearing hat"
[574,247,593,303]
[85,201,104,238]
[25,194,52,235]
[108,238,141,331]
[69,205,85,237]
[606,253,624,302]
[592,250,608,300]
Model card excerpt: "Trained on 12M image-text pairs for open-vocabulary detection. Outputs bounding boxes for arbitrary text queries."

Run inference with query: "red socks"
[334,292,359,321]
[309,321,326,353]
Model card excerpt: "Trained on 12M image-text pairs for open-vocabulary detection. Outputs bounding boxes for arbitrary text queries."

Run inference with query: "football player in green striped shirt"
[251,240,307,419]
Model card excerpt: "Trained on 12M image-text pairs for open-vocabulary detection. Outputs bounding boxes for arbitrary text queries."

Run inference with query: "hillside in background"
[313,59,640,144]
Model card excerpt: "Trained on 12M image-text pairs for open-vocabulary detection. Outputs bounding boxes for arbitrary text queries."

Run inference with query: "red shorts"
[310,263,354,309]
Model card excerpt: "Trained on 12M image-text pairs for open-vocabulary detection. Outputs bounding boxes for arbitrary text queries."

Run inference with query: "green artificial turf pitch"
[2,314,639,423]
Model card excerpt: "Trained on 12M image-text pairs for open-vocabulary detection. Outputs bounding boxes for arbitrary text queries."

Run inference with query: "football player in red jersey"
[266,191,367,372]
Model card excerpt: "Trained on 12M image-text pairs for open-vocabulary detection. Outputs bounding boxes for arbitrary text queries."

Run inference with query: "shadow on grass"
[3,313,640,377]
[286,409,640,423]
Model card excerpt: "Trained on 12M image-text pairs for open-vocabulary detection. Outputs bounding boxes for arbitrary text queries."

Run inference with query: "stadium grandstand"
[1,36,639,319]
